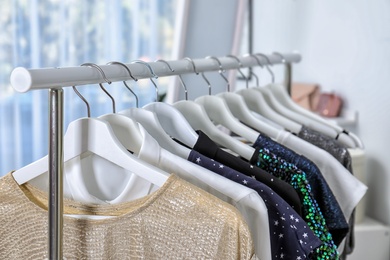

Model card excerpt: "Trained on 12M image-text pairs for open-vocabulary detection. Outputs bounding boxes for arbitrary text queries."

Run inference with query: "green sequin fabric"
[254,148,339,260]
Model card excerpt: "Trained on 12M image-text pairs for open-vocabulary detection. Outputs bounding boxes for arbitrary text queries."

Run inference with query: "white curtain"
[0,0,178,175]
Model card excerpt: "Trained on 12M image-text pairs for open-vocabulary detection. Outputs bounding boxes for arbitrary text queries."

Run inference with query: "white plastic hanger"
[112,60,192,158]
[218,92,280,138]
[260,53,357,148]
[217,55,281,139]
[237,54,303,134]
[270,83,363,148]
[68,112,161,204]
[98,113,143,153]
[120,108,191,159]
[13,63,169,187]
[66,60,170,204]
[262,84,356,147]
[143,102,198,148]
[237,88,302,134]
[142,59,198,148]
[13,113,169,187]
[264,53,330,121]
[174,100,255,160]
[172,57,255,160]
[253,54,347,142]
[194,56,259,144]
[260,86,342,133]
[195,95,259,143]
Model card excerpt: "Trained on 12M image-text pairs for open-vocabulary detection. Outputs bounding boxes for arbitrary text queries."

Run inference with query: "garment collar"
[193,130,220,158]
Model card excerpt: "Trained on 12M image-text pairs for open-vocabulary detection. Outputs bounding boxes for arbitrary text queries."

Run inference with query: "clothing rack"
[10,52,301,259]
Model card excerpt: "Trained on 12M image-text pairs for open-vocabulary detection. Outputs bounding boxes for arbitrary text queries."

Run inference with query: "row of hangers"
[12,53,363,193]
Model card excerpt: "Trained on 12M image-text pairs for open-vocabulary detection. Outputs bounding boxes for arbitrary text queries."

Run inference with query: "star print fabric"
[193,130,303,216]
[189,150,322,259]
[251,148,340,259]
[253,133,349,246]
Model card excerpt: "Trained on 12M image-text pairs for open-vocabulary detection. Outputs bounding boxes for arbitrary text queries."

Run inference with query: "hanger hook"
[72,86,91,118]
[81,62,116,113]
[107,61,139,108]
[177,74,188,100]
[256,53,275,83]
[131,60,159,102]
[156,59,190,100]
[185,57,211,96]
[155,59,175,72]
[184,57,199,75]
[155,59,188,101]
[206,56,230,92]
[226,54,248,89]
[243,53,262,87]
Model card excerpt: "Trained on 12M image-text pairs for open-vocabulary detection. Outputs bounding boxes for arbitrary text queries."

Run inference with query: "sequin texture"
[298,126,353,173]
[252,148,339,259]
[253,133,349,246]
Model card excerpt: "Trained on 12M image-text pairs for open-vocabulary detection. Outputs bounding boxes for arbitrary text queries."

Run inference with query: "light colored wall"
[250,0,390,226]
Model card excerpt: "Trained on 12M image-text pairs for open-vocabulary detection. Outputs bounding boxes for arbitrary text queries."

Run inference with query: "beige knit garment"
[0,172,257,260]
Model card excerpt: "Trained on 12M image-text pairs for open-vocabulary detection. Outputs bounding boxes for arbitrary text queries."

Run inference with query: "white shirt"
[276,131,367,222]
[66,126,272,260]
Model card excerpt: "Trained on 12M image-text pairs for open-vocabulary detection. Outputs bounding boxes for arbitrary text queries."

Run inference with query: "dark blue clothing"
[251,147,339,259]
[296,125,355,257]
[253,133,349,246]
[188,150,322,260]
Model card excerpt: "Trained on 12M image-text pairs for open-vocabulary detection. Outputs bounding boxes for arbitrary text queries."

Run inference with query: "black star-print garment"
[189,150,322,260]
[250,147,339,259]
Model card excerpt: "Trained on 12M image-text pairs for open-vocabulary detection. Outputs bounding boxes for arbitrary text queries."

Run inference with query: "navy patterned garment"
[253,133,349,246]
[251,147,339,259]
[188,150,322,260]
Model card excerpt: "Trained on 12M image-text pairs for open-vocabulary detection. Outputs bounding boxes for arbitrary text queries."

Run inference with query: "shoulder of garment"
[194,130,303,217]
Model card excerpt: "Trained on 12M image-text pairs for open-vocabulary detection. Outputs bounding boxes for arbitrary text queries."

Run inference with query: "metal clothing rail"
[11,53,301,92]
[9,52,301,259]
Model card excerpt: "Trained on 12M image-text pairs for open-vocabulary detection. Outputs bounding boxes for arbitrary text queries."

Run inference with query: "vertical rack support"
[48,88,64,260]
[285,62,293,96]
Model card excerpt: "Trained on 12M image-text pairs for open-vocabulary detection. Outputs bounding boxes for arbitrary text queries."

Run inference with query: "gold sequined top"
[0,172,257,260]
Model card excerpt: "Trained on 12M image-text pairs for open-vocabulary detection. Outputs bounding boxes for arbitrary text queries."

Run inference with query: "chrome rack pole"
[48,88,64,260]
[10,53,301,92]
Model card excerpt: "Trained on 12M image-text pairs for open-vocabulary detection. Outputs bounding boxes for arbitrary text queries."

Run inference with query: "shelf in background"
[348,217,390,260]
[326,109,358,127]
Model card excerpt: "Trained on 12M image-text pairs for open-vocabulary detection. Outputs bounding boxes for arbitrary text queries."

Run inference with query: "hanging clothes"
[6,52,369,260]
[189,150,323,259]
[192,130,303,215]
[274,131,367,220]
[295,125,358,258]
[250,147,340,259]
[297,125,353,172]
[253,133,349,246]
[0,172,257,259]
